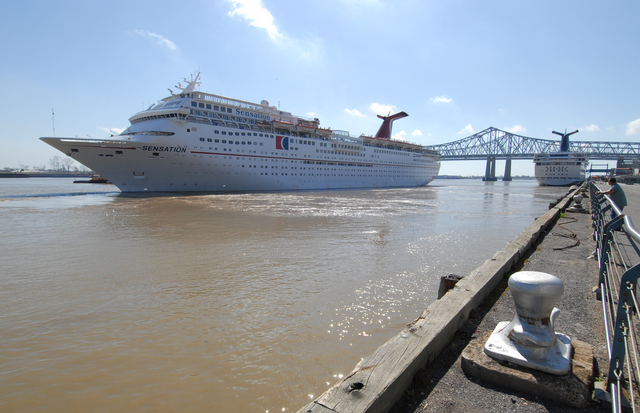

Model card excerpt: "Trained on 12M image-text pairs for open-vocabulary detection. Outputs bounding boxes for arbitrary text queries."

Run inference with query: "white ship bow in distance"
[533,129,587,186]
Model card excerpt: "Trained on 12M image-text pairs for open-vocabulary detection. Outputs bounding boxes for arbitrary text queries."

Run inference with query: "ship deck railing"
[183,114,438,156]
[194,91,318,123]
[590,181,640,412]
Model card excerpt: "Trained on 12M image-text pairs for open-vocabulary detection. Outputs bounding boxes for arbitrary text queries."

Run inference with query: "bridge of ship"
[430,127,640,180]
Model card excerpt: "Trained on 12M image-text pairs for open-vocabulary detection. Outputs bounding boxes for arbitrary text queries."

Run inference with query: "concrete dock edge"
[296,187,582,413]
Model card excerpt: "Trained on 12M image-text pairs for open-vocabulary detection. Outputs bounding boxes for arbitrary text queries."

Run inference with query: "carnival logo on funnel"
[276,135,289,150]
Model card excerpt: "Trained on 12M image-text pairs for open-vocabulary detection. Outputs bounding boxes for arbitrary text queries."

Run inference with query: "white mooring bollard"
[567,194,585,212]
[483,271,572,375]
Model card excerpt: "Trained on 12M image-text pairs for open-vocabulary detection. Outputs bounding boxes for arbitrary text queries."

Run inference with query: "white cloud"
[393,131,408,141]
[345,108,365,117]
[430,96,453,104]
[625,118,640,135]
[227,0,324,62]
[306,112,317,118]
[583,124,600,132]
[411,130,423,137]
[228,0,282,40]
[504,125,526,134]
[134,30,178,51]
[99,126,126,135]
[369,103,396,116]
[458,124,475,135]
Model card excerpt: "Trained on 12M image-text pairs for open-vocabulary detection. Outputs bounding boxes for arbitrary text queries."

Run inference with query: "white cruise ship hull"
[533,152,588,186]
[41,73,440,193]
[42,131,439,193]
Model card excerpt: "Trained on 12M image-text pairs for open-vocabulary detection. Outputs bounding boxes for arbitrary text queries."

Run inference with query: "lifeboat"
[272,119,295,131]
[297,119,332,137]
[316,127,333,137]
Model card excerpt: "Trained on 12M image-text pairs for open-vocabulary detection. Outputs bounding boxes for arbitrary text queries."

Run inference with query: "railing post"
[599,215,625,286]
[607,264,640,395]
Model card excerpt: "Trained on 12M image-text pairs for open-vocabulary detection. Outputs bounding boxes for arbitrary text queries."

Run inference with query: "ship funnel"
[552,129,579,152]
[374,111,408,140]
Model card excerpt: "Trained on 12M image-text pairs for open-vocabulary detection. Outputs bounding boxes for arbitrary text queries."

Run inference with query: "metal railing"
[591,182,640,412]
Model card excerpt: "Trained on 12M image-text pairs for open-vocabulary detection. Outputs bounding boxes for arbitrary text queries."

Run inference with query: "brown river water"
[0,178,567,412]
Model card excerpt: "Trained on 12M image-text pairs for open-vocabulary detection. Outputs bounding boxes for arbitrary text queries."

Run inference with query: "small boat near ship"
[73,174,111,184]
[533,129,588,186]
[41,72,440,193]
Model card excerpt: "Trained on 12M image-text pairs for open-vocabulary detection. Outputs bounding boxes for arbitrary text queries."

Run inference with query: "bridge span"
[430,127,640,180]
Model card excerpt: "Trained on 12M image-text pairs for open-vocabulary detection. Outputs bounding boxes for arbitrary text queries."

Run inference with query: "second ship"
[533,129,588,186]
[41,73,441,193]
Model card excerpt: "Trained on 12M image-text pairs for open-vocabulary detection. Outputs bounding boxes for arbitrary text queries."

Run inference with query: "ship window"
[214,105,219,111]
[116,151,122,155]
[207,138,212,142]
[222,140,226,143]
[242,141,246,145]
[191,101,197,107]
[220,106,226,112]
[71,148,79,153]
[227,108,232,113]
[241,132,246,136]
[153,153,159,156]
[235,132,239,136]
[215,139,220,143]
[199,103,204,108]
[200,137,205,141]
[259,134,263,137]
[206,104,211,110]
[214,130,219,134]
[221,131,227,135]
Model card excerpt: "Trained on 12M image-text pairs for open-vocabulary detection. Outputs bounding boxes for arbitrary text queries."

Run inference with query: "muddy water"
[0,178,567,412]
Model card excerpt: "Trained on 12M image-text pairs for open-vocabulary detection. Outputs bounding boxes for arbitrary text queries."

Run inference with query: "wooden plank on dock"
[297,187,582,413]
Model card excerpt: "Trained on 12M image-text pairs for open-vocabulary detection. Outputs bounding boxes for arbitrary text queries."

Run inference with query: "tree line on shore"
[2,156,90,173]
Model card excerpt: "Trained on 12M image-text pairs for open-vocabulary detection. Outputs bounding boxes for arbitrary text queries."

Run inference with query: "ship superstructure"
[41,73,440,193]
[533,130,588,186]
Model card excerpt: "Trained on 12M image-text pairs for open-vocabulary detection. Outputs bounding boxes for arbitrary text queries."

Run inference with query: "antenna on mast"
[177,70,201,94]
[52,109,55,137]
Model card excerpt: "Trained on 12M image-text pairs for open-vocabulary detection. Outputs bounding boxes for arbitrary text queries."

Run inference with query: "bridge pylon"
[483,157,497,181]
[503,159,512,181]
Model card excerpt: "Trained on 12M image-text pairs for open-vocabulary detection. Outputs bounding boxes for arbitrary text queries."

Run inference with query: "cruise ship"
[533,130,588,186]
[41,73,440,193]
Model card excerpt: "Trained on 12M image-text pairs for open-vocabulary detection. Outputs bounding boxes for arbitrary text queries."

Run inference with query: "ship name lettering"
[142,145,187,153]
[235,109,271,121]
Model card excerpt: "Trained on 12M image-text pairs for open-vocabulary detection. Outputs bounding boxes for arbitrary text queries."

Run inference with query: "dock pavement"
[390,184,640,413]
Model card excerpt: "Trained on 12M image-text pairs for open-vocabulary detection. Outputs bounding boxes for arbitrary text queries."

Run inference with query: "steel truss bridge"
[430,127,640,180]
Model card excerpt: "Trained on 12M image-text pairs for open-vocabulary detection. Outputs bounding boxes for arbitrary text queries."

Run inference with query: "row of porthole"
[199,137,265,146]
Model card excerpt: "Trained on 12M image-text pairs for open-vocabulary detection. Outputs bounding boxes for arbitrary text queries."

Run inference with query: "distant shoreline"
[0,172,92,178]
[436,175,535,180]
[1,173,536,180]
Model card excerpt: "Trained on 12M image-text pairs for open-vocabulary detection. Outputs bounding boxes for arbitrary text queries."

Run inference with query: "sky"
[1,0,639,176]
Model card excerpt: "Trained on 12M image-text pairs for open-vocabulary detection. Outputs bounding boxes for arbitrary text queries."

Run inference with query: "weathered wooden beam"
[297,187,582,413]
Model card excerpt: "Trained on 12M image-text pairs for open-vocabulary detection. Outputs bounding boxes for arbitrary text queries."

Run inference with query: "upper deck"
[125,73,439,158]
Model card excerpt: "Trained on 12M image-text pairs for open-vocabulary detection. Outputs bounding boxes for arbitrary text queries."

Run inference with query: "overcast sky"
[1,0,638,176]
